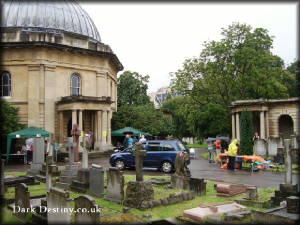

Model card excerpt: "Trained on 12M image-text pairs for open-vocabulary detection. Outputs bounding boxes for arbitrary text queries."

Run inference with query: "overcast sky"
[80,3,298,93]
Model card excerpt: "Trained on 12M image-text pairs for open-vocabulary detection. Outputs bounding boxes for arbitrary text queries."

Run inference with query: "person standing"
[25,138,33,165]
[208,141,214,163]
[127,134,133,147]
[139,135,147,144]
[214,139,221,156]
[253,132,260,141]
[227,139,238,170]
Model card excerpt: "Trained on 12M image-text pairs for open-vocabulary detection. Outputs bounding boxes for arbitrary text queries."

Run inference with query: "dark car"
[109,140,190,173]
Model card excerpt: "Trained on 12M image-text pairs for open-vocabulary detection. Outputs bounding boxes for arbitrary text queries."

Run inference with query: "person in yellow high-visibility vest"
[227,139,238,170]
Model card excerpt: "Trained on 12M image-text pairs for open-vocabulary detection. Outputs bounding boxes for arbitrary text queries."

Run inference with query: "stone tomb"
[14,183,30,218]
[215,184,248,197]
[253,139,267,156]
[89,164,104,197]
[74,195,100,224]
[104,167,125,204]
[47,187,72,224]
[189,178,206,196]
[70,168,90,193]
[183,202,247,222]
[270,183,300,207]
[124,143,154,209]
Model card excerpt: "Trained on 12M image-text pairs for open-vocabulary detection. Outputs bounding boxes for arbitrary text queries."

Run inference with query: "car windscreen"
[176,141,186,151]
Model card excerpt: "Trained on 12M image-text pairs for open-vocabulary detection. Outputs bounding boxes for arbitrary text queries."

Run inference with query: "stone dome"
[1,0,101,42]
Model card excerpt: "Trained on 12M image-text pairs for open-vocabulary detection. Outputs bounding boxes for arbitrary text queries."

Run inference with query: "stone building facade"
[0,0,123,150]
[229,98,299,140]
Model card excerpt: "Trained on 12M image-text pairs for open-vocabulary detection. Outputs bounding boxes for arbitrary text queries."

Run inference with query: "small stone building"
[229,98,299,140]
[0,0,123,150]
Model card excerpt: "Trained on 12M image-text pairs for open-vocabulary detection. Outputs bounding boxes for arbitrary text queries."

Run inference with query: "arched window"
[70,73,80,96]
[0,71,11,97]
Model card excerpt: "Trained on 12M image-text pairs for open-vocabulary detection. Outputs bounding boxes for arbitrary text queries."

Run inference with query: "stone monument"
[74,195,100,224]
[104,167,125,203]
[71,124,81,163]
[14,183,30,218]
[171,151,191,190]
[89,164,104,197]
[29,137,45,174]
[124,143,154,208]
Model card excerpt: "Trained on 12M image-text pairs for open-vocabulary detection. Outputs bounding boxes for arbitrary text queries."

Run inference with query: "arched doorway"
[278,114,294,138]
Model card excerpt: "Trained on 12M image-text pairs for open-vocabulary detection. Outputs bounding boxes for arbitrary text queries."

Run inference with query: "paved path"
[190,148,299,188]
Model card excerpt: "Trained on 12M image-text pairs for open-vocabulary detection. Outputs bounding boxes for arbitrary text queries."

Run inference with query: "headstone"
[47,187,72,224]
[30,138,45,173]
[245,186,258,200]
[124,143,154,208]
[66,141,75,165]
[286,196,299,214]
[14,183,30,218]
[270,183,300,207]
[253,139,267,156]
[267,137,278,156]
[70,168,89,193]
[74,195,100,224]
[104,167,124,203]
[89,164,104,197]
[284,139,292,184]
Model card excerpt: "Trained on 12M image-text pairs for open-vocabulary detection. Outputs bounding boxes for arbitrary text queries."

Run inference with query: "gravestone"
[286,196,299,214]
[104,167,125,204]
[82,136,89,169]
[14,183,30,218]
[253,139,267,156]
[215,184,248,197]
[74,195,100,224]
[30,138,45,174]
[189,178,206,196]
[70,168,89,193]
[89,164,104,197]
[245,186,258,200]
[47,187,72,224]
[124,143,154,208]
[267,137,278,156]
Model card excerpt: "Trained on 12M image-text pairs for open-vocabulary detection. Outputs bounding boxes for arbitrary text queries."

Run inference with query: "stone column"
[93,112,98,143]
[232,113,236,139]
[265,111,269,139]
[28,65,40,127]
[72,110,77,127]
[44,65,56,134]
[78,110,83,131]
[284,139,292,184]
[59,111,64,143]
[260,111,265,139]
[102,110,107,145]
[235,112,240,141]
[107,110,112,145]
[97,111,102,142]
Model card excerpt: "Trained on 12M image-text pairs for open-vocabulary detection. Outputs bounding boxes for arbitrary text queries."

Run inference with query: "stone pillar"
[28,65,40,127]
[101,110,107,145]
[59,111,64,143]
[232,113,236,139]
[78,110,83,131]
[284,139,292,184]
[265,111,269,139]
[235,112,240,141]
[44,65,56,134]
[93,112,97,143]
[260,111,265,140]
[72,110,77,127]
[107,110,112,145]
[97,111,102,142]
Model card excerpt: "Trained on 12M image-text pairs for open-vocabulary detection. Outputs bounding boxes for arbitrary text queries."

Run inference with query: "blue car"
[109,140,190,173]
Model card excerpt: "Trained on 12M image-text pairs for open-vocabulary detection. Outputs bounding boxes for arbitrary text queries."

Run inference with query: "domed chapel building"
[0,0,123,150]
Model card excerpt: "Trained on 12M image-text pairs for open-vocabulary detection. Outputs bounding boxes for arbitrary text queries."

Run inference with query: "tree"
[285,60,299,97]
[117,71,150,107]
[170,22,293,107]
[239,110,254,155]
[0,99,25,154]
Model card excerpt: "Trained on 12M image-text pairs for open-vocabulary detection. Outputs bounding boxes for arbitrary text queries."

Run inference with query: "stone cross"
[66,141,75,165]
[81,136,89,169]
[284,139,292,184]
[132,143,146,182]
[71,124,81,162]
[46,155,52,192]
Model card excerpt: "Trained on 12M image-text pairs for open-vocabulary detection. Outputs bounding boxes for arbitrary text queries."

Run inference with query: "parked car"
[109,140,190,173]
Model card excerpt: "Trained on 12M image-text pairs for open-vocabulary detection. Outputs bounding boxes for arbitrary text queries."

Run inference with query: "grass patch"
[186,143,208,149]
[4,173,277,222]
[4,171,27,177]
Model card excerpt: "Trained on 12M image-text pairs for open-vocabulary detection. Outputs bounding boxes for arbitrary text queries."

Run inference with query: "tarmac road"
[4,149,299,189]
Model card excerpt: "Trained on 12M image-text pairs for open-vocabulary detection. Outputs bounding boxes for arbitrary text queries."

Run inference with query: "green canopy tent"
[6,126,50,163]
[111,127,152,137]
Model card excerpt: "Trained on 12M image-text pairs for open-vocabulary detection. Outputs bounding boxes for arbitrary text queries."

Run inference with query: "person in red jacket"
[214,139,221,156]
